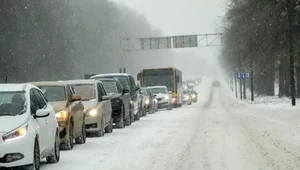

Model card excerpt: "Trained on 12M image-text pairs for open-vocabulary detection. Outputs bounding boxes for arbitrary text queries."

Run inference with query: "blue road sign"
[237,72,250,79]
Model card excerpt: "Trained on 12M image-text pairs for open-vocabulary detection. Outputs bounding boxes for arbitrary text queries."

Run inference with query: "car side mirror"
[153,94,157,98]
[34,109,50,118]
[122,89,129,94]
[72,94,81,101]
[102,96,110,101]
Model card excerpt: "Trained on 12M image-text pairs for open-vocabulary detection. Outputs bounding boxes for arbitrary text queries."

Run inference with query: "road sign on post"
[237,72,250,79]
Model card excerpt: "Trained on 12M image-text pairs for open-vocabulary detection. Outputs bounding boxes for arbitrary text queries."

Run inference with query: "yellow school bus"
[137,67,183,107]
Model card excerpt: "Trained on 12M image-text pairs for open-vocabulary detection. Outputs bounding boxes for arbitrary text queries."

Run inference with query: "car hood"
[0,114,30,133]
[49,101,67,113]
[81,101,97,112]
[155,94,168,98]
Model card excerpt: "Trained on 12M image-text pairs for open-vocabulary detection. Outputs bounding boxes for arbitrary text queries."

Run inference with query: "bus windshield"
[143,69,174,91]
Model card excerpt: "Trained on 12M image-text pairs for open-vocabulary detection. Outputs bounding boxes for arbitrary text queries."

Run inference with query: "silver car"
[148,86,173,110]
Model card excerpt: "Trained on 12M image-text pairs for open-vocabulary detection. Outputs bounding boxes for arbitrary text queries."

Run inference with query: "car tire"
[167,104,173,110]
[134,109,141,120]
[61,122,74,150]
[105,117,113,133]
[95,117,105,137]
[75,121,86,144]
[25,138,40,170]
[124,106,131,126]
[116,109,125,128]
[130,110,135,123]
[47,130,60,163]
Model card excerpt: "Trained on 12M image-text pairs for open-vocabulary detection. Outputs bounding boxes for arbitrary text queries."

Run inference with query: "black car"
[91,73,141,122]
[140,87,157,116]
[97,78,131,128]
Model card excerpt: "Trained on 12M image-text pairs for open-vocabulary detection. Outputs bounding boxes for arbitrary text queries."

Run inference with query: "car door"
[33,89,56,149]
[117,80,130,118]
[30,89,48,153]
[128,75,139,113]
[98,83,112,126]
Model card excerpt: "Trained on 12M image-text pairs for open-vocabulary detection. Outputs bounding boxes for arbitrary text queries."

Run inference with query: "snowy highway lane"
[41,79,300,170]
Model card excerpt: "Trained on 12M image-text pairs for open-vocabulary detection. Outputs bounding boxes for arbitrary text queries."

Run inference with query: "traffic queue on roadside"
[0,69,200,170]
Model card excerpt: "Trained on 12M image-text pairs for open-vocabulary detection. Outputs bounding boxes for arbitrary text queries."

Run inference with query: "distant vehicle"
[189,89,198,103]
[97,78,131,128]
[186,79,195,89]
[67,80,113,137]
[31,81,86,150]
[137,67,183,107]
[213,81,220,87]
[148,86,173,110]
[0,84,60,169]
[183,90,192,105]
[140,87,157,115]
[91,73,141,122]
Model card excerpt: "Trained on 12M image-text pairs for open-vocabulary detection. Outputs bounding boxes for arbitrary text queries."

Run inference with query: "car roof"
[95,78,116,81]
[91,73,131,78]
[30,81,66,86]
[0,83,30,92]
[147,86,167,89]
[65,79,99,85]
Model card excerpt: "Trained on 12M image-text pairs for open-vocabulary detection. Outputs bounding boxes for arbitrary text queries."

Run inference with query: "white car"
[0,84,60,169]
[148,86,173,110]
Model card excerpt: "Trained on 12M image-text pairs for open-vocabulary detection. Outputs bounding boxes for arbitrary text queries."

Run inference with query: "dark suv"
[97,78,131,128]
[91,73,141,122]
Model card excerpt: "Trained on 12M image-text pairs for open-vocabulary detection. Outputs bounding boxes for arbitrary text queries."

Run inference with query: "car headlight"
[145,98,150,105]
[185,96,190,100]
[130,100,133,105]
[164,96,169,100]
[172,98,176,103]
[55,111,68,119]
[88,109,98,117]
[3,124,28,142]
[192,94,196,98]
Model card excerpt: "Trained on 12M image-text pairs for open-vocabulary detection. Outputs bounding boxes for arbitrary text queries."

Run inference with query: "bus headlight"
[172,98,176,103]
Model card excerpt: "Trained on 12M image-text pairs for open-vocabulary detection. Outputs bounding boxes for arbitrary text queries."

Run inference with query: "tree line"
[0,0,170,83]
[222,0,300,97]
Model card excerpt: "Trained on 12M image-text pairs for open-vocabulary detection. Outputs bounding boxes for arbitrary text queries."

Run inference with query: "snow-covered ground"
[40,77,300,170]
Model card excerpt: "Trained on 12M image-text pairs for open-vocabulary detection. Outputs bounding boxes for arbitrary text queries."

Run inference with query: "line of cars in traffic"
[0,72,199,170]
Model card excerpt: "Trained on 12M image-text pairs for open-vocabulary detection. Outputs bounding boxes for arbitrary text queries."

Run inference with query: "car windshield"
[150,88,167,94]
[71,84,95,101]
[0,92,27,116]
[38,86,65,102]
[102,81,118,93]
[141,89,148,95]
[183,90,188,94]
[96,76,129,90]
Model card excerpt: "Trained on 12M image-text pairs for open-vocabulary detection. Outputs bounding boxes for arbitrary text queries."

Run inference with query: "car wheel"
[116,109,125,128]
[61,122,74,150]
[130,110,135,123]
[134,109,141,120]
[105,117,113,133]
[25,138,40,170]
[124,106,131,126]
[167,104,173,110]
[142,108,147,116]
[95,117,105,137]
[75,120,86,144]
[46,130,60,163]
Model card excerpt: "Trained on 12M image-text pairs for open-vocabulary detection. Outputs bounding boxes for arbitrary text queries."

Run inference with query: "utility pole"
[250,54,254,102]
[235,69,238,98]
[243,77,246,99]
[287,0,296,106]
[239,60,242,100]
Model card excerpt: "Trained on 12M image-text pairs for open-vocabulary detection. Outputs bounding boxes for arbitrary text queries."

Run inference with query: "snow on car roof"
[0,84,28,92]
[30,81,66,86]
[65,79,99,85]
[147,86,167,89]
[91,73,131,78]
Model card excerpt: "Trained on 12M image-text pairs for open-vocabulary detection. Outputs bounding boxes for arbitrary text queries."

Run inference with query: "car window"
[66,85,73,101]
[30,89,41,114]
[97,83,105,97]
[38,86,66,102]
[99,83,107,96]
[34,89,47,108]
[71,84,96,101]
[0,91,26,116]
[102,81,118,93]
[129,76,137,90]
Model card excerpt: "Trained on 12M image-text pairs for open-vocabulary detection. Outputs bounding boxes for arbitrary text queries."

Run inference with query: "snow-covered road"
[41,78,300,170]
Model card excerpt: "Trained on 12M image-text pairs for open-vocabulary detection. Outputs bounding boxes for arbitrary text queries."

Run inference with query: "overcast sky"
[111,0,226,77]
